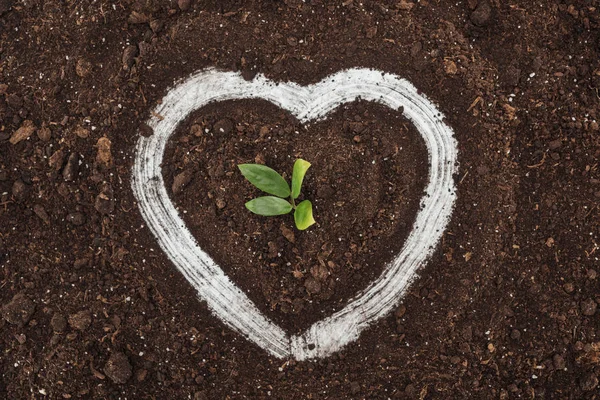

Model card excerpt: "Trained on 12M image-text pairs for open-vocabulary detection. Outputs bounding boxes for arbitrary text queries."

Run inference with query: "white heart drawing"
[132,68,458,360]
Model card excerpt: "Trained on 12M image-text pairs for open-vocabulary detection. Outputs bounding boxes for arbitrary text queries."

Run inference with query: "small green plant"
[238,159,315,230]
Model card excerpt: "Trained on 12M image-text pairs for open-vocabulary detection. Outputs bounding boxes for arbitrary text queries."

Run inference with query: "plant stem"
[289,196,296,210]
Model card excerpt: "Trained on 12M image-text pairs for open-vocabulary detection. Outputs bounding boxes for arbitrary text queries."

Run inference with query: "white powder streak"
[131,68,458,360]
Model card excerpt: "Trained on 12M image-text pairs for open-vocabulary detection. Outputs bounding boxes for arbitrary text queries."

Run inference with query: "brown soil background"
[1,0,600,399]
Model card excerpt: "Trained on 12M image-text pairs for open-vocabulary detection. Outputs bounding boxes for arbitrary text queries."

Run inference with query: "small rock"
[548,139,562,150]
[587,269,597,280]
[470,0,491,26]
[563,282,575,293]
[2,293,35,325]
[49,149,66,171]
[353,135,361,143]
[122,45,138,70]
[304,277,321,294]
[510,329,521,340]
[444,59,458,75]
[62,152,79,181]
[75,58,92,78]
[580,372,598,391]
[504,65,521,86]
[128,11,149,24]
[193,391,208,400]
[95,184,115,215]
[136,369,148,382]
[33,204,50,224]
[96,137,112,166]
[12,179,29,201]
[350,381,361,394]
[50,313,67,333]
[66,212,86,226]
[581,298,597,316]
[365,26,377,39]
[104,352,132,384]
[267,241,279,259]
[172,170,194,195]
[149,19,164,33]
[49,334,61,346]
[14,333,26,344]
[189,124,202,137]
[68,310,92,331]
[395,304,406,318]
[552,354,566,370]
[310,264,329,281]
[9,120,36,145]
[280,224,295,243]
[37,126,51,142]
[74,126,90,139]
[178,0,191,11]
[6,93,22,109]
[397,0,414,11]
[215,198,227,209]
[213,118,233,135]
[254,153,265,164]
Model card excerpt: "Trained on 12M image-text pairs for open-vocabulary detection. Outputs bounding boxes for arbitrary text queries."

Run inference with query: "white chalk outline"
[131,68,458,360]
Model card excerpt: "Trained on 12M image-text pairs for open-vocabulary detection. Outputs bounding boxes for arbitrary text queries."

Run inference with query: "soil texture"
[1,0,600,399]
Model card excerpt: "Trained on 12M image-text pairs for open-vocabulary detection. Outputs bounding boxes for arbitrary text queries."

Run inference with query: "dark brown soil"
[163,99,428,332]
[1,0,600,399]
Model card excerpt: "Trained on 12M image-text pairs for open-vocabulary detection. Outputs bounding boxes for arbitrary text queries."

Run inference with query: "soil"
[1,0,600,399]
[163,99,428,331]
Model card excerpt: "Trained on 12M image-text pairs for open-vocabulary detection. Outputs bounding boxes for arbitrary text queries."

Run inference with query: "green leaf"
[238,164,290,198]
[245,196,293,216]
[294,200,315,230]
[291,159,311,199]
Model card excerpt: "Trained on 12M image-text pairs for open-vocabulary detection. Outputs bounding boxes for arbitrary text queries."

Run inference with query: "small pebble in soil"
[122,45,138,70]
[1,293,35,325]
[510,329,521,340]
[68,310,92,331]
[552,354,566,370]
[95,184,115,215]
[395,304,407,318]
[470,0,492,26]
[563,282,575,293]
[104,352,133,384]
[304,277,321,294]
[9,120,36,145]
[33,204,50,224]
[580,373,599,391]
[280,224,295,243]
[50,313,67,333]
[215,198,227,209]
[96,137,112,166]
[14,333,26,344]
[37,126,51,141]
[580,298,597,316]
[62,152,79,181]
[66,212,86,226]
[178,0,191,11]
[172,170,194,195]
[12,179,29,202]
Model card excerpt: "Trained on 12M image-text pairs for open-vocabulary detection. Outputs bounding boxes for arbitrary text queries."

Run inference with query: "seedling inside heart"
[238,159,315,230]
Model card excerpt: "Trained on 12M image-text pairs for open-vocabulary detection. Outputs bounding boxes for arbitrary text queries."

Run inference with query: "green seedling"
[238,159,315,230]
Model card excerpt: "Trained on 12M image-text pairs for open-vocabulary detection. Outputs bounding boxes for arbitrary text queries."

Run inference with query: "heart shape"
[132,68,458,360]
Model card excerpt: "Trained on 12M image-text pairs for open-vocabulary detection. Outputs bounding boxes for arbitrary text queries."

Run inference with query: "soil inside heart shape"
[162,98,429,332]
[132,69,457,359]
